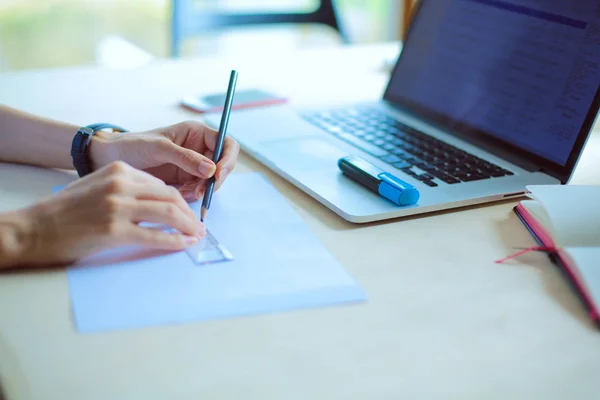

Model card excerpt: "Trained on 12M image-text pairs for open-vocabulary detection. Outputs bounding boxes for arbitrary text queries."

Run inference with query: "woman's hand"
[89,121,240,201]
[1,162,204,268]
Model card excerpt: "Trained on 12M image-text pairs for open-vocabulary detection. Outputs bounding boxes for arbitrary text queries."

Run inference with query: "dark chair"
[171,0,348,57]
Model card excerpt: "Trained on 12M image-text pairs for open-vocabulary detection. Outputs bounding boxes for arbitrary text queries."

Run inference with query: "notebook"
[504,185,600,327]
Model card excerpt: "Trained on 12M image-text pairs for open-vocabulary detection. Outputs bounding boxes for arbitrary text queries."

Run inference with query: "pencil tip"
[200,207,207,223]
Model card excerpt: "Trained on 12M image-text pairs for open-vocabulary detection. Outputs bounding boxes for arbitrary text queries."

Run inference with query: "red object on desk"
[499,203,600,326]
[180,97,288,114]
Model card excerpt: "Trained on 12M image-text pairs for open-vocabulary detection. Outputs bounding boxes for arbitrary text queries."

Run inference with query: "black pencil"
[201,70,238,222]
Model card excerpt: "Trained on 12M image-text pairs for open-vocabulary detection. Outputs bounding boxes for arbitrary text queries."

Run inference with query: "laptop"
[205,0,600,223]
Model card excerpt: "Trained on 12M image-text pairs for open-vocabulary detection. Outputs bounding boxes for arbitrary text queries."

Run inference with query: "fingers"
[157,122,239,194]
[196,123,220,150]
[215,137,240,182]
[198,137,240,193]
[116,173,202,235]
[127,182,197,222]
[126,225,200,251]
[92,164,196,221]
[76,161,200,232]
[155,140,216,180]
[49,160,208,261]
[71,161,166,189]
[179,121,239,184]
[130,200,204,238]
[178,148,238,199]
[212,140,239,192]
[178,179,204,201]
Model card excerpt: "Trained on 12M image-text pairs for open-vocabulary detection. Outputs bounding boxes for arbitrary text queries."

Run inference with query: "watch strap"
[71,123,128,177]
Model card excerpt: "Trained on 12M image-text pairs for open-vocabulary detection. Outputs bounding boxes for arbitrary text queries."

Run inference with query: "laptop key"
[456,172,488,182]
[424,167,460,184]
[392,161,412,169]
[392,150,409,158]
[419,177,438,187]
[381,154,402,164]
[418,164,437,172]
[410,149,426,159]
[337,132,389,157]
[441,175,461,184]
[402,156,420,164]
[401,167,418,177]
[396,141,412,149]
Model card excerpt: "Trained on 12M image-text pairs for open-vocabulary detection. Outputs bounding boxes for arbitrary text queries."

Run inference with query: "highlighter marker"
[338,155,420,206]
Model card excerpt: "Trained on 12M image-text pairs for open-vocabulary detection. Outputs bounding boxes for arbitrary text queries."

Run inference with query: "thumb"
[156,141,216,178]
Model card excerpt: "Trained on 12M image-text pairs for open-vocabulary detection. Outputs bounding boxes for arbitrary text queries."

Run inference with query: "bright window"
[0,0,399,71]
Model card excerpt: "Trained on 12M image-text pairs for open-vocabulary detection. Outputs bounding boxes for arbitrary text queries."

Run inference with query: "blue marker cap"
[378,172,420,206]
[338,155,420,207]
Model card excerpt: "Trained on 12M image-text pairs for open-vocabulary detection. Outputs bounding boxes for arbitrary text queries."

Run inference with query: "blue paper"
[65,173,366,332]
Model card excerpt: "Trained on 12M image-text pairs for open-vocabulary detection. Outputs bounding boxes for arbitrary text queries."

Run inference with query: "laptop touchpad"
[260,137,347,171]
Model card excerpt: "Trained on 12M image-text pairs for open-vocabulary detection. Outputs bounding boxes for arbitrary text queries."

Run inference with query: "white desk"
[1,43,599,399]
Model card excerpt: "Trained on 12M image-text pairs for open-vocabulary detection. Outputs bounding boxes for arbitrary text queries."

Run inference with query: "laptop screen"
[385,0,600,167]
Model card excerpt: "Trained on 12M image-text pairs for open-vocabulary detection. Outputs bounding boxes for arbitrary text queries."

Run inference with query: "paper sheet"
[527,185,600,247]
[565,247,600,308]
[66,173,366,333]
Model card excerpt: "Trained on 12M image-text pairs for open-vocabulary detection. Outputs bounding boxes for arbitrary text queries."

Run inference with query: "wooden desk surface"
[0,43,599,399]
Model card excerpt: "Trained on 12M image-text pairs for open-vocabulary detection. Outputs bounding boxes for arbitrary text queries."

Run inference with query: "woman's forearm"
[0,210,30,269]
[0,104,79,169]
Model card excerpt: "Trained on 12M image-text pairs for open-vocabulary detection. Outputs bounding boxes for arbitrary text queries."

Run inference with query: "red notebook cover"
[514,203,600,326]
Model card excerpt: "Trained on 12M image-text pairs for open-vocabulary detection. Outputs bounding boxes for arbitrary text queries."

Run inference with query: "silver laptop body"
[206,0,600,223]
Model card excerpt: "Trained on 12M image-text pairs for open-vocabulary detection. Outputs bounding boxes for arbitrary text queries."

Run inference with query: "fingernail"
[197,224,206,238]
[183,235,199,246]
[198,160,216,177]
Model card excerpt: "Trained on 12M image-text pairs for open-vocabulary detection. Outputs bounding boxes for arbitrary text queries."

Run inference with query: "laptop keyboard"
[302,107,513,187]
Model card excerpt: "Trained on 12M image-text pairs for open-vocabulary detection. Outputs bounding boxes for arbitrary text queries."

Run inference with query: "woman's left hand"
[89,121,240,201]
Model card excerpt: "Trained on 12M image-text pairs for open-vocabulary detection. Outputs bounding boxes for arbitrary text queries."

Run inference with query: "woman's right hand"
[7,161,204,268]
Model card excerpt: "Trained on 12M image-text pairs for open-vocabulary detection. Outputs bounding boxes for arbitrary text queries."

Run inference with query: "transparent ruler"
[184,230,234,265]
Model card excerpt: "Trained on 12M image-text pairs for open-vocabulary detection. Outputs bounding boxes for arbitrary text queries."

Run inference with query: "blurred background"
[0,0,414,71]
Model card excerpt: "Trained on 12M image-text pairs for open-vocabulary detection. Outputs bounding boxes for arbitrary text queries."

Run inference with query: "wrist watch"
[71,123,128,177]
